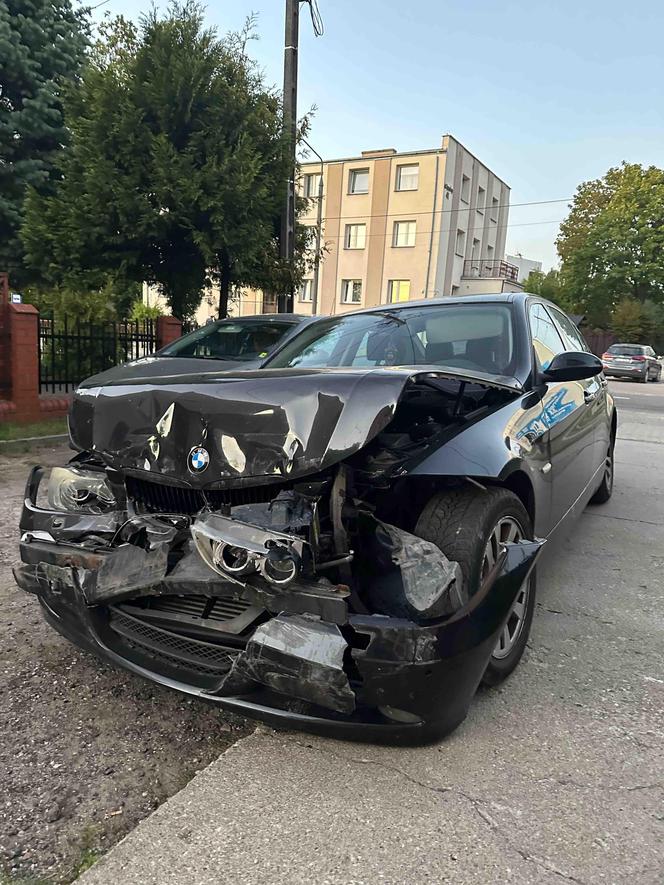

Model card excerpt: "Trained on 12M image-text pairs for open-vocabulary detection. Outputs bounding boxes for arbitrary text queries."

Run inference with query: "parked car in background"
[601,343,662,383]
[75,314,312,388]
[15,293,615,743]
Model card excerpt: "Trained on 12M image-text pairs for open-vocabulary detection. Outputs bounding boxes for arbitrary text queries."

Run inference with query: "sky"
[96,0,664,270]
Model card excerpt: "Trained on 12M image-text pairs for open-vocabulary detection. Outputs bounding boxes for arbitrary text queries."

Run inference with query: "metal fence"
[39,315,157,394]
[463,259,520,283]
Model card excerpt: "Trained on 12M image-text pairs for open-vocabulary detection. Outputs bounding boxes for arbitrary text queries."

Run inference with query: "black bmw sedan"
[15,293,615,742]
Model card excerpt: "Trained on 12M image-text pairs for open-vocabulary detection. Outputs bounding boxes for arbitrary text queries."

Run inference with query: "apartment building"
[142,134,519,324]
[294,134,520,316]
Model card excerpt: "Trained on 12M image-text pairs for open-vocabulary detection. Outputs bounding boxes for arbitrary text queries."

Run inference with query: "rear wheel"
[415,487,536,688]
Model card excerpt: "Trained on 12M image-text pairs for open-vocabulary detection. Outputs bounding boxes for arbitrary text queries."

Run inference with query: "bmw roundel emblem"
[188,446,210,474]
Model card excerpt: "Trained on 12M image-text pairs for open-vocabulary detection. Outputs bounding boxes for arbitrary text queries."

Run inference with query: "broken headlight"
[47,467,116,514]
[192,513,307,588]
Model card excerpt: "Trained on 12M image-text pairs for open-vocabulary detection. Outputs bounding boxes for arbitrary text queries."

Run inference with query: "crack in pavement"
[584,512,664,527]
[292,738,587,885]
[535,776,664,794]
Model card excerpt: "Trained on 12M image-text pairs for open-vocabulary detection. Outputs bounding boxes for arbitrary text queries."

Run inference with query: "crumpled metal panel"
[219,613,355,714]
[69,368,514,485]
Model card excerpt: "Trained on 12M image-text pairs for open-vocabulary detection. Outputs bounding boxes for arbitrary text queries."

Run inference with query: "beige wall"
[291,136,511,316]
[144,137,513,323]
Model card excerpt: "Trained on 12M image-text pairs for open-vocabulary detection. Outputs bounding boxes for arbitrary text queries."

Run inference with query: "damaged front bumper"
[15,467,543,743]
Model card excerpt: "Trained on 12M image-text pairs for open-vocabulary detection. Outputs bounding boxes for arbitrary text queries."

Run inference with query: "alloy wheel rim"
[483,516,531,660]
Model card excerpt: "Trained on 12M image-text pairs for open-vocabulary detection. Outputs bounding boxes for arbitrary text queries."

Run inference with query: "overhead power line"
[313,218,565,243]
[300,197,572,224]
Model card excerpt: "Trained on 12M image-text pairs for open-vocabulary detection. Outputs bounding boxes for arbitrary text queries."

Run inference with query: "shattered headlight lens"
[47,467,116,513]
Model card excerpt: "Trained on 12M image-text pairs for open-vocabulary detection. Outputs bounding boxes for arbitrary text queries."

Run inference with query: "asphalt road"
[82,387,664,884]
[608,377,664,413]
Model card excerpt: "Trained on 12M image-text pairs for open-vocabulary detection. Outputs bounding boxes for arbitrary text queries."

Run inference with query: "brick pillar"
[7,303,40,423]
[156,315,183,349]
[0,274,9,402]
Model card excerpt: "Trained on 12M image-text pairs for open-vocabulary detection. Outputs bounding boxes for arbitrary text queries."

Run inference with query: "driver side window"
[529,303,566,370]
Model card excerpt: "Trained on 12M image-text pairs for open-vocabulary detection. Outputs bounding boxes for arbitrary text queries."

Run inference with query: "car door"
[548,305,609,479]
[528,302,597,532]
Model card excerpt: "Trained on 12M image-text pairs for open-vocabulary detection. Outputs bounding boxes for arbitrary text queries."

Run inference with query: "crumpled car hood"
[69,366,519,485]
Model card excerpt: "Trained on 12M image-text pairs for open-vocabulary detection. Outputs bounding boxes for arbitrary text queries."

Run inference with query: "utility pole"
[279,0,300,313]
[278,0,323,314]
[301,138,324,315]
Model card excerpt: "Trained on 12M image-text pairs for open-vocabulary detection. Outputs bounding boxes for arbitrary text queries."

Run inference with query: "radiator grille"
[108,608,238,676]
[136,594,254,622]
[125,475,291,514]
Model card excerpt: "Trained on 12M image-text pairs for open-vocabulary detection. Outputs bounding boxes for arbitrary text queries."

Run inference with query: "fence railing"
[463,259,520,283]
[39,315,157,394]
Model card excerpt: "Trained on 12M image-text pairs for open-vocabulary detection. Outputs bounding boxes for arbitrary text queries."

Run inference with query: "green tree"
[0,0,88,281]
[610,297,644,342]
[21,3,307,320]
[521,268,572,310]
[557,163,664,326]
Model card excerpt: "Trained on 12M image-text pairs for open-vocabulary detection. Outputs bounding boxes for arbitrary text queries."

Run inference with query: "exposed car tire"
[589,440,615,505]
[415,486,536,688]
[640,373,648,383]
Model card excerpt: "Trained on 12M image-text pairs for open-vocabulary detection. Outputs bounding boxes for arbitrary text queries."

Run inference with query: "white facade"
[506,254,543,284]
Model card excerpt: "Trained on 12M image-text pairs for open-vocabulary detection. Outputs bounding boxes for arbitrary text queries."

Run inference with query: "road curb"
[77,726,263,883]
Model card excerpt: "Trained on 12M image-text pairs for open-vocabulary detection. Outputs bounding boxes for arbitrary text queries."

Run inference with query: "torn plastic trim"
[218,613,356,714]
[361,518,466,622]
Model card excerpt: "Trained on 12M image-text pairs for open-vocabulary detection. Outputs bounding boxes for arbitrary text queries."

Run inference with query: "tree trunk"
[218,255,231,319]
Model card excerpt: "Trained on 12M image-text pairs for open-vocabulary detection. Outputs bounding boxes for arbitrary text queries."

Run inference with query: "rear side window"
[607,345,644,356]
[549,308,590,353]
[529,303,566,369]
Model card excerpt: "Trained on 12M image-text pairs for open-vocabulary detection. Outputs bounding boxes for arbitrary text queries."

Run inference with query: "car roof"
[329,292,534,317]
[212,313,307,325]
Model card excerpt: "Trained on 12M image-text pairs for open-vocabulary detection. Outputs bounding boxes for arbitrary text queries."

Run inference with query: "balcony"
[462,259,519,282]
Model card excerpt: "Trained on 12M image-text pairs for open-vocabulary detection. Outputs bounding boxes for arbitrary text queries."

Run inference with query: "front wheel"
[415,487,536,687]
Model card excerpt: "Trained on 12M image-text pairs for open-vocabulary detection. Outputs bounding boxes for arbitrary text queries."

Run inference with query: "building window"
[349,168,369,194]
[491,196,499,221]
[341,279,362,304]
[477,186,485,213]
[485,244,494,270]
[299,280,313,302]
[471,238,481,262]
[396,164,419,191]
[393,220,416,247]
[451,285,460,296]
[461,175,471,203]
[303,173,321,198]
[387,280,411,303]
[455,229,466,256]
[262,293,278,314]
[344,223,366,249]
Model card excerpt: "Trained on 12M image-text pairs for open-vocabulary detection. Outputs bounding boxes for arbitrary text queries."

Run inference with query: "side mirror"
[543,351,603,382]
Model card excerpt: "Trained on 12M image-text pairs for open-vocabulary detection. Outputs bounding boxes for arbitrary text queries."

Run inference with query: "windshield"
[161,321,296,361]
[607,345,644,356]
[267,304,515,376]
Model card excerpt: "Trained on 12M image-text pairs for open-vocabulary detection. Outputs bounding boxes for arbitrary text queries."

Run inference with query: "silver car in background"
[601,343,662,383]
